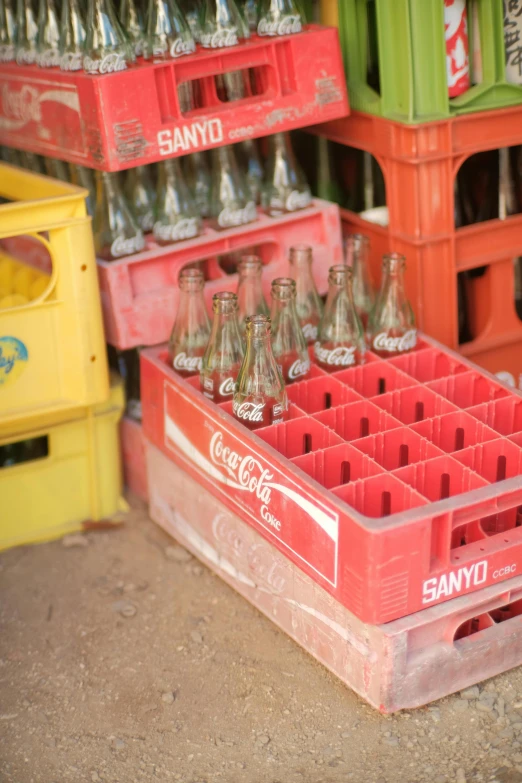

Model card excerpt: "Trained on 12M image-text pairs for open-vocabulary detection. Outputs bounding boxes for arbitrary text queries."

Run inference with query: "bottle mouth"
[238,255,263,276]
[344,233,370,263]
[271,277,296,300]
[383,252,406,273]
[212,291,238,312]
[245,313,271,337]
[328,264,352,286]
[179,266,205,290]
[289,244,313,264]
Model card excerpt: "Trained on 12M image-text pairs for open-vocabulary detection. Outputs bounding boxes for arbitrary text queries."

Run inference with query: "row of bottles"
[0,0,304,72]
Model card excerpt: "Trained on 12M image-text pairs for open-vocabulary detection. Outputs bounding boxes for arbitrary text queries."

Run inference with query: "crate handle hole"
[81,264,87,271]
[381,490,391,517]
[496,455,507,482]
[378,377,386,395]
[398,443,409,467]
[340,460,351,485]
[324,392,332,410]
[454,427,465,451]
[90,355,96,362]
[414,401,424,422]
[359,416,369,438]
[440,472,451,500]
[303,433,312,454]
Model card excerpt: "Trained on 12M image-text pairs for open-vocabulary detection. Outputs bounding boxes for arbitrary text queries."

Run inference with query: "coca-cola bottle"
[184,152,211,218]
[233,314,288,429]
[93,171,145,260]
[262,132,311,217]
[0,0,16,62]
[69,163,95,216]
[168,267,211,376]
[242,0,257,31]
[83,0,132,75]
[209,145,257,230]
[44,156,70,181]
[59,0,86,71]
[124,165,156,234]
[121,0,146,57]
[344,233,374,330]
[179,0,200,40]
[19,150,44,172]
[15,0,38,65]
[314,265,365,372]
[200,291,244,402]
[239,139,263,205]
[257,0,302,37]
[36,0,60,66]
[153,158,202,244]
[236,255,269,333]
[270,277,310,384]
[200,0,249,49]
[146,0,195,59]
[288,244,323,344]
[368,253,417,357]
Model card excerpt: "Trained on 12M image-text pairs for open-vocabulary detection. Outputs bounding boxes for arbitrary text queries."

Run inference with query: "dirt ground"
[2,497,522,783]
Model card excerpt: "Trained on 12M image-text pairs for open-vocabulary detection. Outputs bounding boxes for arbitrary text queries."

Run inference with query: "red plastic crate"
[97,199,342,350]
[120,415,148,502]
[0,27,348,171]
[147,441,522,713]
[141,335,522,624]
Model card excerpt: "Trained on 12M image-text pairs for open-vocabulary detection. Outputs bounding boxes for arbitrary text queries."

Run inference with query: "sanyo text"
[158,119,223,155]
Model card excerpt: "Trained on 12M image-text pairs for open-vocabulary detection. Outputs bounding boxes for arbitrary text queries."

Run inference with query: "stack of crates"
[0,164,127,551]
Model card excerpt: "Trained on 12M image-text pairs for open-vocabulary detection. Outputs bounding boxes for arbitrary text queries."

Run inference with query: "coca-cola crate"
[147,441,522,712]
[97,199,342,350]
[141,333,522,625]
[120,415,148,502]
[0,27,348,171]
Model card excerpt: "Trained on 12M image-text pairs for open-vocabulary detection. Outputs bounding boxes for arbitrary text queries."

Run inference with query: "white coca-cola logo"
[219,377,236,396]
[110,232,145,258]
[37,48,60,67]
[217,201,256,229]
[140,212,155,233]
[288,358,310,380]
[0,44,15,62]
[372,329,417,353]
[83,52,127,75]
[200,27,238,48]
[173,353,202,372]
[302,323,318,341]
[15,48,37,66]
[170,37,196,57]
[153,218,199,243]
[210,431,272,504]
[314,343,356,367]
[285,189,311,211]
[233,400,265,424]
[60,51,83,71]
[1,84,41,124]
[257,14,301,36]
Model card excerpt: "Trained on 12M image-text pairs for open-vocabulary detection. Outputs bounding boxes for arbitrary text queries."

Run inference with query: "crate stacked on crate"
[0,163,127,551]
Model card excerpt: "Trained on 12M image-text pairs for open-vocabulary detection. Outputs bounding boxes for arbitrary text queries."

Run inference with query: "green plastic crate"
[338,0,522,124]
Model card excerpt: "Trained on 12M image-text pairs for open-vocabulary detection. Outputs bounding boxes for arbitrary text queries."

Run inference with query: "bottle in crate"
[236,255,269,334]
[59,0,86,71]
[120,0,146,57]
[314,264,365,371]
[83,0,132,74]
[93,171,145,260]
[239,139,264,205]
[168,268,211,376]
[16,0,38,65]
[124,165,156,235]
[368,253,417,357]
[184,152,211,219]
[344,233,375,331]
[257,0,303,36]
[0,0,16,61]
[199,0,249,48]
[209,146,257,230]
[200,291,244,402]
[270,277,310,384]
[153,158,201,244]
[36,0,60,67]
[145,0,195,59]
[262,132,312,217]
[289,244,323,345]
[69,163,95,216]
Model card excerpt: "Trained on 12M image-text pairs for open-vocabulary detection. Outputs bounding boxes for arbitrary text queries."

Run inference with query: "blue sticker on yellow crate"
[0,337,29,386]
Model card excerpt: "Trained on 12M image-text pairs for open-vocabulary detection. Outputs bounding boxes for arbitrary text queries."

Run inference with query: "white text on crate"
[158,120,224,155]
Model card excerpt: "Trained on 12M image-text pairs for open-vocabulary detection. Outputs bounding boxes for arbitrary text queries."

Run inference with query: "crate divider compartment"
[452,438,522,484]
[286,374,361,414]
[427,372,511,409]
[291,442,384,490]
[371,385,458,425]
[394,455,488,504]
[389,348,469,383]
[352,427,444,472]
[467,397,522,437]
[255,416,343,459]
[333,360,417,399]
[313,399,402,442]
[333,472,428,519]
[412,411,499,454]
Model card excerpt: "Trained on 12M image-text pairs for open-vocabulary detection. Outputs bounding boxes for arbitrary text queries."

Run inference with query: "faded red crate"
[120,415,148,502]
[147,441,522,713]
[141,335,522,625]
[97,199,342,350]
[0,27,348,171]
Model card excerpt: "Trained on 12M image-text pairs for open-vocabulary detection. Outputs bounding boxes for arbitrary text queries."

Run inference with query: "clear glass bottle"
[15,0,38,65]
[200,291,244,402]
[44,156,70,181]
[179,0,201,40]
[257,0,302,36]
[59,0,86,70]
[146,0,195,59]
[168,267,211,376]
[200,0,249,48]
[344,233,374,330]
[0,0,16,62]
[242,0,257,31]
[233,314,288,429]
[236,254,269,333]
[19,150,44,172]
[36,0,60,66]
[184,151,211,218]
[83,0,131,75]
[93,170,145,260]
[210,145,257,230]
[239,138,263,205]
[368,253,417,357]
[124,165,156,234]
[120,0,146,56]
[262,132,311,217]
[314,265,365,372]
[69,163,95,216]
[270,277,310,384]
[153,158,202,244]
[289,244,323,344]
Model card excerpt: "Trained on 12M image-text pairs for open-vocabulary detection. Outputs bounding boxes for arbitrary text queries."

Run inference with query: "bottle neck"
[178,287,208,329]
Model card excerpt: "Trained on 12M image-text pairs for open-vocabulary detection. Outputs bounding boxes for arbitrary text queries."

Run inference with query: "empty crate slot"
[286,375,359,414]
[467,397,522,437]
[291,443,384,490]
[427,371,510,409]
[390,348,468,383]
[313,400,402,442]
[453,438,522,483]
[334,361,415,399]
[490,599,522,623]
[352,428,443,472]
[333,473,427,519]
[0,435,48,468]
[256,417,343,459]
[217,244,261,275]
[453,612,495,641]
[395,455,487,503]
[412,411,498,454]
[372,386,457,425]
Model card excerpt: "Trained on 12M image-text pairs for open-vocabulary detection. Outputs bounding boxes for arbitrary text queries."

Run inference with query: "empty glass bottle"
[257,0,302,36]
[262,132,311,217]
[0,0,16,61]
[239,139,263,205]
[19,150,44,172]
[179,0,201,40]
[210,145,257,230]
[200,0,249,48]
[83,0,131,74]
[120,0,146,56]
[344,233,374,330]
[233,314,288,429]
[36,0,60,66]
[93,170,145,260]
[270,277,310,384]
[368,253,417,357]
[124,165,156,233]
[69,163,96,216]
[168,267,211,376]
[153,158,201,244]
[243,0,257,30]
[289,244,323,344]
[15,0,38,65]
[44,156,70,181]
[146,0,195,59]
[236,255,269,333]
[314,265,365,372]
[184,151,211,218]
[60,0,86,70]
[200,291,244,402]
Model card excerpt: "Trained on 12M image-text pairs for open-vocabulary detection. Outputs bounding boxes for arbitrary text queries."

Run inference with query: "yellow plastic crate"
[0,163,109,438]
[0,375,128,552]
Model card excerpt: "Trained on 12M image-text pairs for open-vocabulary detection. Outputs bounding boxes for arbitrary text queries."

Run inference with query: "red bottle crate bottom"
[146,440,522,713]
[120,415,148,502]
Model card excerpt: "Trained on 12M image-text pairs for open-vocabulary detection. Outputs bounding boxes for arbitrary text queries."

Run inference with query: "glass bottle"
[44,156,70,181]
[69,163,95,216]
[124,165,156,234]
[19,150,44,172]
[179,0,201,40]
[36,0,60,66]
[314,265,365,372]
[200,291,244,402]
[239,139,263,205]
[15,0,38,65]
[242,0,257,31]
[210,145,257,230]
[368,253,417,357]
[233,314,288,429]
[60,0,86,70]
[270,277,310,384]
[146,0,195,59]
[289,244,323,344]
[262,132,312,217]
[236,255,269,333]
[257,0,302,36]
[120,0,146,56]
[200,0,249,48]
[153,158,202,244]
[0,0,16,62]
[344,233,374,330]
[168,267,211,376]
[83,0,131,75]
[93,170,145,260]
[184,151,211,218]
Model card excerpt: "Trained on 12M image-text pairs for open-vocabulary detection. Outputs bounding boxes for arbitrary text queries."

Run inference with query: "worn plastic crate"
[97,199,342,350]
[147,440,522,713]
[0,27,348,171]
[120,415,148,502]
[337,0,522,124]
[0,164,110,438]
[0,376,127,552]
